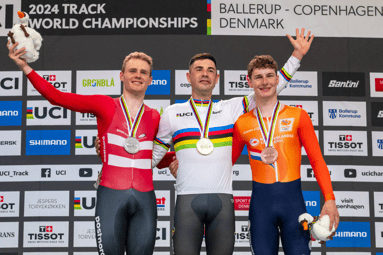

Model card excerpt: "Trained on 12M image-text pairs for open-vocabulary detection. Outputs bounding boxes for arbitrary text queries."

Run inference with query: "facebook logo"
[302,191,320,216]
[146,70,171,95]
[41,168,51,178]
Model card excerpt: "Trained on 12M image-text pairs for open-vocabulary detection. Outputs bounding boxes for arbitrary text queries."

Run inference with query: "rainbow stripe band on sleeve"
[279,67,292,82]
[154,137,171,150]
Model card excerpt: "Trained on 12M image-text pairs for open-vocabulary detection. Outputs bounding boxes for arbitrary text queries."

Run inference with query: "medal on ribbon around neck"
[255,101,281,165]
[120,96,145,154]
[189,97,214,155]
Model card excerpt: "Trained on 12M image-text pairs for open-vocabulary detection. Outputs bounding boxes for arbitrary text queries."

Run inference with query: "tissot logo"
[322,72,365,97]
[224,70,251,95]
[344,169,357,178]
[376,78,383,91]
[234,221,250,247]
[76,112,97,125]
[27,71,72,95]
[24,221,68,247]
[340,135,352,141]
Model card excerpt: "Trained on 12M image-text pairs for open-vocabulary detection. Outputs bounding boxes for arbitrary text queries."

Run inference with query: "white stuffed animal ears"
[298,213,336,244]
[7,11,43,63]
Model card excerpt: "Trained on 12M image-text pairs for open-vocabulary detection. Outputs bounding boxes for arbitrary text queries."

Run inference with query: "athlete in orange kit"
[232,55,339,255]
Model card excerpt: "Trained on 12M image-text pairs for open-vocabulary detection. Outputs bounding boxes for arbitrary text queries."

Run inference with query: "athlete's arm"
[298,110,339,230]
[152,107,173,168]
[232,120,246,165]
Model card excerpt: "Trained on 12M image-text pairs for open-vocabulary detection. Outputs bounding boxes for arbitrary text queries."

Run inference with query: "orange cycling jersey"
[232,105,335,201]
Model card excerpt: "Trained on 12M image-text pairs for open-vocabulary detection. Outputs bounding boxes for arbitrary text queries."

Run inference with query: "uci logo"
[1,77,19,90]
[32,107,68,119]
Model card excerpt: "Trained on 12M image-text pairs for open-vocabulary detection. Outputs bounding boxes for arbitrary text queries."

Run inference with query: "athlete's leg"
[95,186,128,255]
[279,179,311,255]
[126,189,157,255]
[249,181,280,255]
[204,194,235,255]
[173,194,204,255]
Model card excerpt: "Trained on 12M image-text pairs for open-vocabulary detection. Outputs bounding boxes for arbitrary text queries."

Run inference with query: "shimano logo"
[151,79,167,85]
[335,231,367,237]
[30,140,68,146]
[95,216,105,255]
[0,110,18,116]
[328,80,359,88]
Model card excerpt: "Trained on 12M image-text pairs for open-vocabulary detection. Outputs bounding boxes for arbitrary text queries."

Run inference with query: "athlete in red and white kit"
[8,41,173,255]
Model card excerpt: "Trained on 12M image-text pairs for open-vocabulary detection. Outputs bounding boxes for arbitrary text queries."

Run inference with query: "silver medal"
[196,138,214,155]
[123,137,140,154]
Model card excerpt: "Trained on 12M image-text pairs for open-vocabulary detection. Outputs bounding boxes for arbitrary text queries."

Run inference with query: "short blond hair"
[247,55,278,78]
[121,52,153,75]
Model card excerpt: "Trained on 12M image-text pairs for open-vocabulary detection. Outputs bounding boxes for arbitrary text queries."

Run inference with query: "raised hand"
[287,28,314,61]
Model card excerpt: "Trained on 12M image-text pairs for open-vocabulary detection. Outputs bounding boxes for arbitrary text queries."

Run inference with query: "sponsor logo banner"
[0,0,22,36]
[302,191,320,216]
[0,191,20,217]
[26,130,71,155]
[76,70,121,95]
[175,70,220,95]
[334,191,370,217]
[224,70,250,95]
[146,70,171,95]
[372,131,383,157]
[376,222,383,248]
[323,101,366,126]
[327,253,371,255]
[23,221,69,247]
[0,165,101,182]
[21,0,207,35]
[0,222,19,248]
[76,112,97,126]
[279,71,318,96]
[280,100,318,126]
[234,221,250,247]
[0,130,21,156]
[155,221,170,247]
[74,191,97,216]
[144,99,171,116]
[370,72,383,97]
[24,191,69,217]
[0,71,22,96]
[24,253,69,255]
[327,221,370,247]
[302,165,383,182]
[155,190,170,216]
[75,129,97,155]
[374,192,383,217]
[27,71,72,95]
[322,72,365,97]
[26,101,71,126]
[232,164,252,181]
[233,190,251,216]
[74,221,96,247]
[0,100,22,126]
[371,102,383,127]
[323,131,367,156]
[211,0,383,38]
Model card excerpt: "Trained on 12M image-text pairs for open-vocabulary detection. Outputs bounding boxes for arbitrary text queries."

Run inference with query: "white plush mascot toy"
[7,11,43,63]
[298,213,336,244]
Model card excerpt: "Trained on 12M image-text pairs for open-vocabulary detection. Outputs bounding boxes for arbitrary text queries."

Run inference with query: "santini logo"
[328,80,359,88]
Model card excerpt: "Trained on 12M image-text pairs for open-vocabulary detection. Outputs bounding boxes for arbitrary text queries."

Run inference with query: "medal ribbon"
[255,101,281,147]
[189,97,214,138]
[120,96,145,137]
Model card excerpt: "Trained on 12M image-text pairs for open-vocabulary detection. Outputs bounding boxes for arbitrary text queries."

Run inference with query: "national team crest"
[328,109,337,119]
[279,118,294,132]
